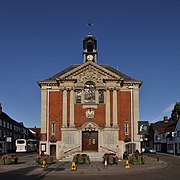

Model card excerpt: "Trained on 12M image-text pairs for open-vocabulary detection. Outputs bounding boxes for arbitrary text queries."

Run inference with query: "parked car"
[147,147,156,153]
[142,147,156,153]
[141,147,145,153]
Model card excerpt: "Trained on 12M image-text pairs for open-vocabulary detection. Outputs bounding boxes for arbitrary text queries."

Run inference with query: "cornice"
[37,81,57,87]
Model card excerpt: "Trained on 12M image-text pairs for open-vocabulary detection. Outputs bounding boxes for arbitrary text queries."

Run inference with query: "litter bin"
[123,152,128,160]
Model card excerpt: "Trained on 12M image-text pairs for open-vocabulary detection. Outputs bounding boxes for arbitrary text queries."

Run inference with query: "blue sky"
[0,0,179,127]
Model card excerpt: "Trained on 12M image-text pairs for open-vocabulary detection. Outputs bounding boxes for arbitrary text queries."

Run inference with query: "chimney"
[0,103,2,114]
[19,122,24,126]
[163,116,169,123]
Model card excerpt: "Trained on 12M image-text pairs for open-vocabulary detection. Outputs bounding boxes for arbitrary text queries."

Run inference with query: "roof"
[46,64,79,81]
[29,128,41,134]
[151,120,177,133]
[100,65,136,81]
[0,111,21,125]
[38,62,142,86]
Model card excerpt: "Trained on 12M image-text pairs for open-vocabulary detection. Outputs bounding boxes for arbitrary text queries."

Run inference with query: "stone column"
[105,89,111,127]
[62,89,67,127]
[69,89,75,127]
[113,89,118,127]
[41,89,47,134]
[133,88,140,142]
[95,90,99,104]
[81,90,84,103]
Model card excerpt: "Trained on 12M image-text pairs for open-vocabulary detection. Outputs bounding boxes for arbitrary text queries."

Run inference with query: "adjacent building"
[138,121,149,150]
[167,119,180,154]
[0,103,29,153]
[29,127,41,142]
[148,116,180,154]
[38,32,142,159]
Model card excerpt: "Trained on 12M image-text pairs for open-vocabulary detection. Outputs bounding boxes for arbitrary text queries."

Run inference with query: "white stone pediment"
[81,122,99,131]
[57,61,122,86]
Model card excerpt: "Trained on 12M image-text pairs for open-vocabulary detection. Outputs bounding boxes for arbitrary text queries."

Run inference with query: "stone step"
[59,152,104,162]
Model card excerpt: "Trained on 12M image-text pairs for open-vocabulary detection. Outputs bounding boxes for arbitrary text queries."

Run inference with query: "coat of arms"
[86,109,94,119]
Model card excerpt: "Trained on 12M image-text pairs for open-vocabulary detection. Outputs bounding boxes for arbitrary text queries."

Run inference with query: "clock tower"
[83,33,98,63]
[83,19,98,63]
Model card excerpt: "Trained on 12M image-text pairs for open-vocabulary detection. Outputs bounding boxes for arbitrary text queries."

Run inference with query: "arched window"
[84,81,95,104]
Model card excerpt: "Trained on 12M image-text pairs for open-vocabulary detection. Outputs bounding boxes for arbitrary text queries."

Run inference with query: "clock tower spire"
[83,19,98,63]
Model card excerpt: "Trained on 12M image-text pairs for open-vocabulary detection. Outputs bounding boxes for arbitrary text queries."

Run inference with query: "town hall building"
[37,31,142,159]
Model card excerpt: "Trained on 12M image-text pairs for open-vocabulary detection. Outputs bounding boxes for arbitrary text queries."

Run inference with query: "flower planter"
[36,154,53,165]
[0,154,18,165]
[102,153,118,165]
[73,154,90,165]
[128,150,145,165]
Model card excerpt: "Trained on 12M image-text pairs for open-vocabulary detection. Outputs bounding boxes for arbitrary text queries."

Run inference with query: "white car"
[147,147,156,153]
[141,147,145,153]
[142,147,156,153]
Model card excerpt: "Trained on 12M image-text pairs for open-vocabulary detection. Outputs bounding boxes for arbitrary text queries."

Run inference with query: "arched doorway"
[81,122,99,152]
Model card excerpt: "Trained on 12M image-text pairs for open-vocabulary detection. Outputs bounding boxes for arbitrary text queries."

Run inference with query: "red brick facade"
[49,91,63,140]
[117,91,131,140]
[48,90,131,142]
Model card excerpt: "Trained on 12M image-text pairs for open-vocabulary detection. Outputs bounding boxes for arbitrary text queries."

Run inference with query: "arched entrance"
[81,122,99,152]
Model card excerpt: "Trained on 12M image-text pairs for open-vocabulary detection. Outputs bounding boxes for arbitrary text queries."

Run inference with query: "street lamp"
[128,86,134,154]
[46,86,52,154]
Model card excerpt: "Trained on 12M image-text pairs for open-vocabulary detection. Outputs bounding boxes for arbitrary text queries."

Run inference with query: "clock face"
[87,54,94,61]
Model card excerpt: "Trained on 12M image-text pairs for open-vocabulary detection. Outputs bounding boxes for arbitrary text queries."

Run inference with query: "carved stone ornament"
[86,109,94,119]
[61,63,118,86]
[41,133,47,141]
[78,67,105,84]
[81,122,99,131]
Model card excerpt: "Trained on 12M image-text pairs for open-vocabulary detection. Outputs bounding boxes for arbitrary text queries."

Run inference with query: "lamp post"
[128,86,134,154]
[46,86,51,154]
[172,131,176,156]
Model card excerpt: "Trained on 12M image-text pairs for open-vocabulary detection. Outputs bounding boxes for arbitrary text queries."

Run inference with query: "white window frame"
[51,122,55,135]
[125,122,129,135]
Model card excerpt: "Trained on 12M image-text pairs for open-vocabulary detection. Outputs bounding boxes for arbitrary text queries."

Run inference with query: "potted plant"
[73,154,90,165]
[128,150,145,165]
[36,154,53,165]
[102,153,118,165]
[0,154,18,165]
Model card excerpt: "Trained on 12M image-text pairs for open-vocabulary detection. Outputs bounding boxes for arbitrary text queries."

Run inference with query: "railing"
[64,145,80,155]
[100,146,117,154]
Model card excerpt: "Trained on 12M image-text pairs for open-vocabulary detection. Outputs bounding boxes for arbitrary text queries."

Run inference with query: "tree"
[170,102,180,121]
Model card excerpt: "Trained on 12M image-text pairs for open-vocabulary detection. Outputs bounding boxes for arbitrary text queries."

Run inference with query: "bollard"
[124,160,130,168]
[104,159,108,168]
[157,155,159,161]
[71,161,77,171]
[42,160,47,168]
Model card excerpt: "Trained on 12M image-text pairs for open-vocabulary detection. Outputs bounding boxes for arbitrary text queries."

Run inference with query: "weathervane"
[87,18,93,34]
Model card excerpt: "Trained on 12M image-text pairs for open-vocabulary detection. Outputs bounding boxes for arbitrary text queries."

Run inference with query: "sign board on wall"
[138,121,149,135]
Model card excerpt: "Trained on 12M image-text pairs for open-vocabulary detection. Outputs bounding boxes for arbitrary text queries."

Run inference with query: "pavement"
[0,155,168,177]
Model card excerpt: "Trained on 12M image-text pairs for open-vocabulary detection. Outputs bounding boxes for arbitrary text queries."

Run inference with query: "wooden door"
[82,131,98,152]
[50,145,56,158]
